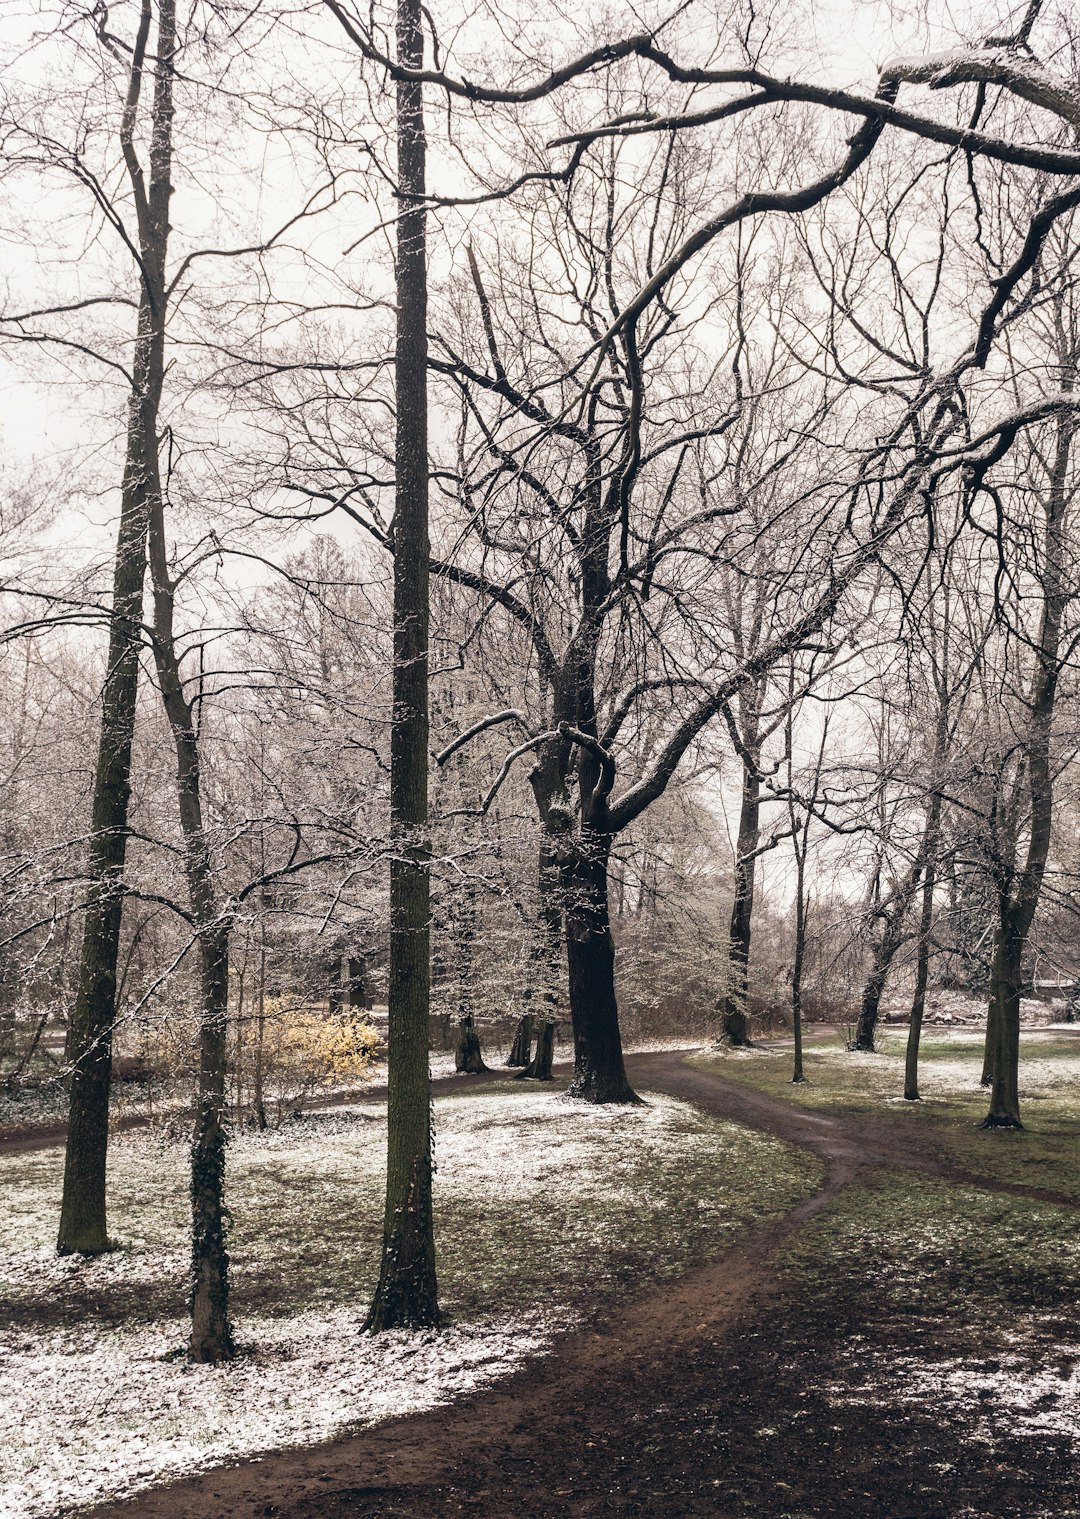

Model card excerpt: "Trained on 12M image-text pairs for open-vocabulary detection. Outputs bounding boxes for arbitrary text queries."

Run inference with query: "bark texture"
[367,0,440,1329]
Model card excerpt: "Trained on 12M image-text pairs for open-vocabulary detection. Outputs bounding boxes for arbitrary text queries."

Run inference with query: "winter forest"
[1,0,1079,1513]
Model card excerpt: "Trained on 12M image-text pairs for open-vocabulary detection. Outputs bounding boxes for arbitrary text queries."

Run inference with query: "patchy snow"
[827,1318,1080,1456]
[0,1310,552,1519]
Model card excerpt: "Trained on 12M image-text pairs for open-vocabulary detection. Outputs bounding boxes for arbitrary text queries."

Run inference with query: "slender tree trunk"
[720,758,760,1046]
[58,0,176,1257]
[980,983,999,1085]
[562,833,637,1104]
[791,883,807,1084]
[367,0,439,1330]
[904,800,942,1101]
[253,898,268,1131]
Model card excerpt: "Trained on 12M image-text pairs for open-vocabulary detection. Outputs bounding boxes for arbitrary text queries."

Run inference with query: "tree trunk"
[850,861,922,1052]
[347,956,371,1011]
[904,827,940,1101]
[367,0,439,1331]
[980,911,1023,1129]
[562,834,637,1104]
[253,901,268,1131]
[791,882,807,1084]
[720,757,760,1046]
[507,1014,533,1067]
[455,1014,487,1074]
[58,0,176,1257]
[517,1018,555,1081]
[327,956,344,1017]
[850,944,893,1053]
[189,924,234,1363]
[980,992,998,1086]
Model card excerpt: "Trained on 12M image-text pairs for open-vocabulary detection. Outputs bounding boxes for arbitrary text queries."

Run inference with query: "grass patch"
[684,1172,1080,1517]
[690,1028,1080,1200]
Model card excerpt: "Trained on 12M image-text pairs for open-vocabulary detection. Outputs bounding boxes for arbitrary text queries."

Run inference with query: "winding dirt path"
[77,1047,1080,1519]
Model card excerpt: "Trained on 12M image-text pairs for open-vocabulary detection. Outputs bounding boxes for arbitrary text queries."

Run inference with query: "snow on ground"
[0,1311,551,1519]
[826,1318,1080,1456]
[2,1084,780,1519]
[798,1029,1080,1105]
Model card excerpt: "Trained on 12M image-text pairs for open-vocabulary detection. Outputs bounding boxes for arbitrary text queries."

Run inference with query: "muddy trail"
[84,1050,1080,1519]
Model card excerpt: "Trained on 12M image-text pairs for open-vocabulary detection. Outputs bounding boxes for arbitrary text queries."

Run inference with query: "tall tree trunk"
[562,833,637,1104]
[145,439,235,1360]
[367,0,439,1331]
[720,756,760,1046]
[58,0,176,1257]
[980,385,1073,1127]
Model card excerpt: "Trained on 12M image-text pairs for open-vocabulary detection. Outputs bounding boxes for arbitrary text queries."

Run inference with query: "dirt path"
[79,1047,1080,1519]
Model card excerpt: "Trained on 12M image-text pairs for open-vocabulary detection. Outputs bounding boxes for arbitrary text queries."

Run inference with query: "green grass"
[0,1080,822,1333]
[690,1027,1080,1200]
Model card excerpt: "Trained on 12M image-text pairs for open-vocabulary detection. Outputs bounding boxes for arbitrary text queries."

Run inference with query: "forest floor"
[8,1033,1080,1519]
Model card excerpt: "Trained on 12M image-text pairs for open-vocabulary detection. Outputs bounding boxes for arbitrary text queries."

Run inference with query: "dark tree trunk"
[980,910,1024,1128]
[189,925,234,1363]
[58,0,176,1257]
[367,0,439,1331]
[347,956,371,1011]
[904,797,942,1101]
[507,1014,533,1067]
[720,756,760,1047]
[455,1014,487,1074]
[979,389,1072,1127]
[791,881,807,1084]
[517,1018,555,1081]
[327,955,343,1017]
[850,948,893,1053]
[850,860,922,1052]
[562,834,637,1104]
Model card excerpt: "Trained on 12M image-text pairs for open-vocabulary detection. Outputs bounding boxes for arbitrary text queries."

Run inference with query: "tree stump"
[455,1014,487,1074]
[506,1013,533,1067]
[516,1018,555,1081]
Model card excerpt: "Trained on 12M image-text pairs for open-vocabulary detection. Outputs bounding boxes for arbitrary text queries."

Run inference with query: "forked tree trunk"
[517,1018,555,1081]
[58,0,176,1257]
[455,1014,487,1074]
[367,0,440,1331]
[507,1014,533,1067]
[562,834,637,1104]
